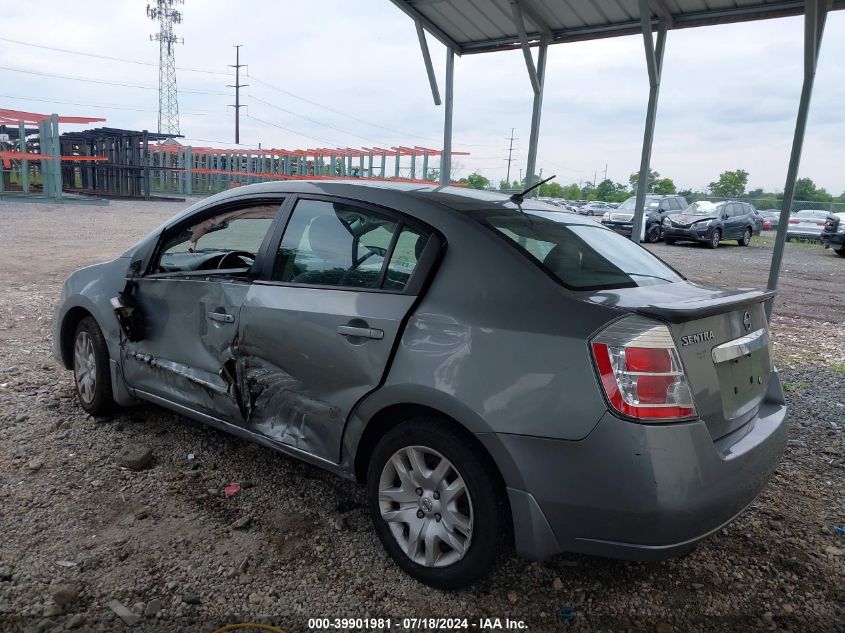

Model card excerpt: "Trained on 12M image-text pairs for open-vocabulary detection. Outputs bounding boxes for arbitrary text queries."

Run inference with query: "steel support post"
[359,154,364,178]
[411,150,417,180]
[368,152,374,177]
[18,121,29,193]
[50,114,61,201]
[525,40,548,192]
[185,146,193,195]
[395,153,401,178]
[631,6,667,244]
[422,152,429,181]
[440,48,455,186]
[766,0,827,309]
[380,153,387,178]
[143,131,150,200]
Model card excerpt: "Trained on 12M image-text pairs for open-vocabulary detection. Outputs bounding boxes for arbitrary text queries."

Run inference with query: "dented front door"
[121,277,250,420]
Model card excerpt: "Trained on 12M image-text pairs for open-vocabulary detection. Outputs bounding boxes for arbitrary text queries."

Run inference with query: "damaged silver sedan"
[54,181,787,588]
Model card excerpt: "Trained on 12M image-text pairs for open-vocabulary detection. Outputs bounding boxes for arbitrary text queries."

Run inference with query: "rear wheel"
[836,247,845,258]
[739,227,752,246]
[72,316,116,415]
[645,224,661,243]
[367,418,505,589]
[707,229,721,249]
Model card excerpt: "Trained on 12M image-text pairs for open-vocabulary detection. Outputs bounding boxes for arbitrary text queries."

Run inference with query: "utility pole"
[228,45,248,144]
[504,128,517,186]
[147,0,184,135]
[603,163,608,183]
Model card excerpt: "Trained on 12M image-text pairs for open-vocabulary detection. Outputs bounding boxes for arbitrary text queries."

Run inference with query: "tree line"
[445,168,845,209]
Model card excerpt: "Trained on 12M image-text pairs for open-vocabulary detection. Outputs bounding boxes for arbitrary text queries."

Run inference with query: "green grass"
[831,363,845,374]
[782,380,810,394]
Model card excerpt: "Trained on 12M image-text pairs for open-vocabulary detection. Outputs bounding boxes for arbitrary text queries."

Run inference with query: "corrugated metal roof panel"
[390,0,844,54]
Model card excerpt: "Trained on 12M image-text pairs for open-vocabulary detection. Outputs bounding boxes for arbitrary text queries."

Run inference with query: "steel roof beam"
[630,0,668,244]
[766,0,828,306]
[389,0,463,53]
[415,20,442,106]
[511,1,541,95]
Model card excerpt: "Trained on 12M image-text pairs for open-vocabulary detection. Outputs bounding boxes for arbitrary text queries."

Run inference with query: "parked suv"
[663,200,757,248]
[53,182,786,588]
[821,211,845,257]
[601,194,688,242]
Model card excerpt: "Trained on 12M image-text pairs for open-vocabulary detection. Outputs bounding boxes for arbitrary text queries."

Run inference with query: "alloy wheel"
[73,330,97,405]
[711,230,721,248]
[378,445,473,568]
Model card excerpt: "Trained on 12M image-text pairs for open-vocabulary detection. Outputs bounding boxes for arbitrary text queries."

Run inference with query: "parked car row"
[600,194,689,242]
[663,201,758,249]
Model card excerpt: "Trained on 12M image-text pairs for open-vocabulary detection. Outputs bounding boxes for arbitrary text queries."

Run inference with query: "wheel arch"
[58,306,96,369]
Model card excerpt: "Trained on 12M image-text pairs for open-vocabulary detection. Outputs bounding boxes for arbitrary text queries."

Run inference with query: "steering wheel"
[217,250,255,270]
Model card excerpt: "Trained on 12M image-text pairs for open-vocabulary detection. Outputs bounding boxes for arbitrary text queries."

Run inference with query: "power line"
[248,94,392,146]
[244,113,343,148]
[0,65,228,95]
[0,93,210,115]
[0,36,231,75]
[248,74,434,141]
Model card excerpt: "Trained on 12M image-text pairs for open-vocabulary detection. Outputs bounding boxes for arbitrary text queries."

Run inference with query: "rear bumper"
[663,225,710,242]
[786,231,823,240]
[601,221,633,236]
[485,370,788,561]
[821,232,844,248]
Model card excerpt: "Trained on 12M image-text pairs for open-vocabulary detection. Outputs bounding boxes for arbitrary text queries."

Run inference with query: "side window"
[384,226,429,291]
[272,199,428,292]
[156,203,280,274]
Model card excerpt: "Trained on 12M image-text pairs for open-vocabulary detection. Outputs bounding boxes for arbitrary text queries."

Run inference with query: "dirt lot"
[0,199,843,633]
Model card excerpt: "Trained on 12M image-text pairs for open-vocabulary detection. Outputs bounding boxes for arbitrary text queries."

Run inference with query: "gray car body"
[53,181,787,562]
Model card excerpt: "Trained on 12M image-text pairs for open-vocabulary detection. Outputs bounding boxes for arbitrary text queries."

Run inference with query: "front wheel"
[72,316,116,415]
[739,227,752,246]
[367,418,505,589]
[707,229,722,249]
[645,224,661,243]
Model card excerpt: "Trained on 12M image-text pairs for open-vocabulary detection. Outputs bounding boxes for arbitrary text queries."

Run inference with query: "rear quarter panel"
[352,207,622,443]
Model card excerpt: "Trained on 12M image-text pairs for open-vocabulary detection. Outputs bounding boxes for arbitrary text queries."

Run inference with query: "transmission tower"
[147,1,184,135]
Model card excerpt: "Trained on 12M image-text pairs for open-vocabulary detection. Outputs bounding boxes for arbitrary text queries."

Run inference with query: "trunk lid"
[583,282,775,439]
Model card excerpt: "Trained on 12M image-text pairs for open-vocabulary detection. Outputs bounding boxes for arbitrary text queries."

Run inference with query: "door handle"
[336,325,384,340]
[207,311,235,323]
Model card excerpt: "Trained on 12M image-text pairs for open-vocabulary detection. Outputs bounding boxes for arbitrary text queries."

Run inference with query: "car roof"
[170,179,599,228]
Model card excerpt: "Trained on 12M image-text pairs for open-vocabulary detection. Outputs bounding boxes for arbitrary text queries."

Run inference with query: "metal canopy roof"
[391,0,845,54]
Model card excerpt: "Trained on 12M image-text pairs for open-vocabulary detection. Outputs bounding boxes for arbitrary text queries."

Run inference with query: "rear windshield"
[478,210,684,291]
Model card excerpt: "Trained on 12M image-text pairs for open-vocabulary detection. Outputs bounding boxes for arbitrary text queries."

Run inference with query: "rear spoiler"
[634,290,776,323]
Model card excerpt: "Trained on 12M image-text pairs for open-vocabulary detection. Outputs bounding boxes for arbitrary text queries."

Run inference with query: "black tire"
[366,417,506,589]
[645,223,661,243]
[72,316,116,416]
[739,227,752,247]
[836,247,845,258]
[707,229,721,249]
[664,237,676,245]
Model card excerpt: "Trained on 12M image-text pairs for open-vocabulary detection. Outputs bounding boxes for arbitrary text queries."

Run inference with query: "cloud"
[1,1,843,193]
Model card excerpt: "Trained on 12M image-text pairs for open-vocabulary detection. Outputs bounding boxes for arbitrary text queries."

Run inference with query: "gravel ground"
[0,199,843,633]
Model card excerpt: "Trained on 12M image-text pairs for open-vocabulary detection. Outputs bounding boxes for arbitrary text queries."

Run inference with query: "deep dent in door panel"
[233,343,342,452]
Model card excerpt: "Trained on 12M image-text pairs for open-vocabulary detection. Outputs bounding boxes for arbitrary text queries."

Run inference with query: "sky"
[2,0,844,194]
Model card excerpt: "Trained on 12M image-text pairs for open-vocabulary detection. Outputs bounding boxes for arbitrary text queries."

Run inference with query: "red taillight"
[816,221,826,226]
[788,219,800,224]
[591,318,696,422]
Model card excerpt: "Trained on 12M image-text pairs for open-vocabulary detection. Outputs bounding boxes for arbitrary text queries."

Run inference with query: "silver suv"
[54,182,787,588]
